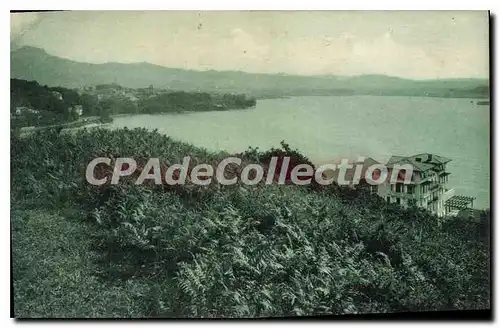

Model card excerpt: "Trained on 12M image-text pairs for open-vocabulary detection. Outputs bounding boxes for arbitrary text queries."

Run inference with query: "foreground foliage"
[11,128,490,318]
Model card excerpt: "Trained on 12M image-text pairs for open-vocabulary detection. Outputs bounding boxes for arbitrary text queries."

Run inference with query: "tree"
[80,94,100,116]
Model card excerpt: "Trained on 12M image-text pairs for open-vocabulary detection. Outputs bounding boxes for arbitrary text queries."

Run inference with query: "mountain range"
[11,46,489,99]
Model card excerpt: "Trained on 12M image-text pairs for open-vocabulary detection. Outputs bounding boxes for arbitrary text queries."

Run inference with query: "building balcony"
[428,195,438,203]
[392,180,419,185]
[389,191,417,199]
[441,188,455,203]
[430,183,441,191]
[418,177,433,184]
[420,192,430,199]
[417,169,450,184]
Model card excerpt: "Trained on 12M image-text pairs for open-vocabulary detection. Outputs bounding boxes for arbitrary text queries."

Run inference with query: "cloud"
[344,31,485,79]
[230,28,269,59]
[10,11,488,79]
[10,12,42,50]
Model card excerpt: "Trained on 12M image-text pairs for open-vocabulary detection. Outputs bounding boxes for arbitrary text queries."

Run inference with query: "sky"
[10,11,489,79]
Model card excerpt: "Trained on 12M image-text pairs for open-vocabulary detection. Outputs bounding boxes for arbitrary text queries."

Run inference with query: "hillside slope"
[11,128,490,317]
[11,46,489,98]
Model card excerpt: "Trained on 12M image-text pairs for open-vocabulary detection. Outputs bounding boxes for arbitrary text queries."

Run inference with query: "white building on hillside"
[325,154,474,217]
[68,105,84,116]
[377,153,456,217]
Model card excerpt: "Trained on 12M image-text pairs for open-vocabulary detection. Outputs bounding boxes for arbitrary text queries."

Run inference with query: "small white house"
[15,106,33,115]
[74,105,83,116]
[68,105,84,116]
[52,91,63,101]
[125,93,139,102]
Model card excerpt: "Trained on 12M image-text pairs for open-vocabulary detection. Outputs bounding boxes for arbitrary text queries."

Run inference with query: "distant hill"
[11,46,489,98]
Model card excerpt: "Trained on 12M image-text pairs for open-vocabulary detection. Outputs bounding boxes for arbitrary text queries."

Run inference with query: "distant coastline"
[11,46,490,100]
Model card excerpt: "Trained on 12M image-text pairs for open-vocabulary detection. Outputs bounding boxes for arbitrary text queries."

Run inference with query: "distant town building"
[51,91,63,101]
[74,105,83,116]
[76,87,86,96]
[68,105,84,116]
[14,106,38,115]
[125,93,139,102]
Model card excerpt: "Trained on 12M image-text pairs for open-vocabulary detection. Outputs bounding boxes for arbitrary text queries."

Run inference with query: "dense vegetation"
[102,90,255,115]
[11,79,80,113]
[10,79,81,127]
[10,79,256,129]
[11,128,490,318]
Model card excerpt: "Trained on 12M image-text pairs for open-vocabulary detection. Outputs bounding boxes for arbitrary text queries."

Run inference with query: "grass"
[11,207,154,318]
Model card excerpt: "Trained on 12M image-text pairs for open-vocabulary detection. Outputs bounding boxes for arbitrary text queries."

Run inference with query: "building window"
[396,183,402,192]
[407,185,414,194]
[386,196,390,203]
[396,198,401,205]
